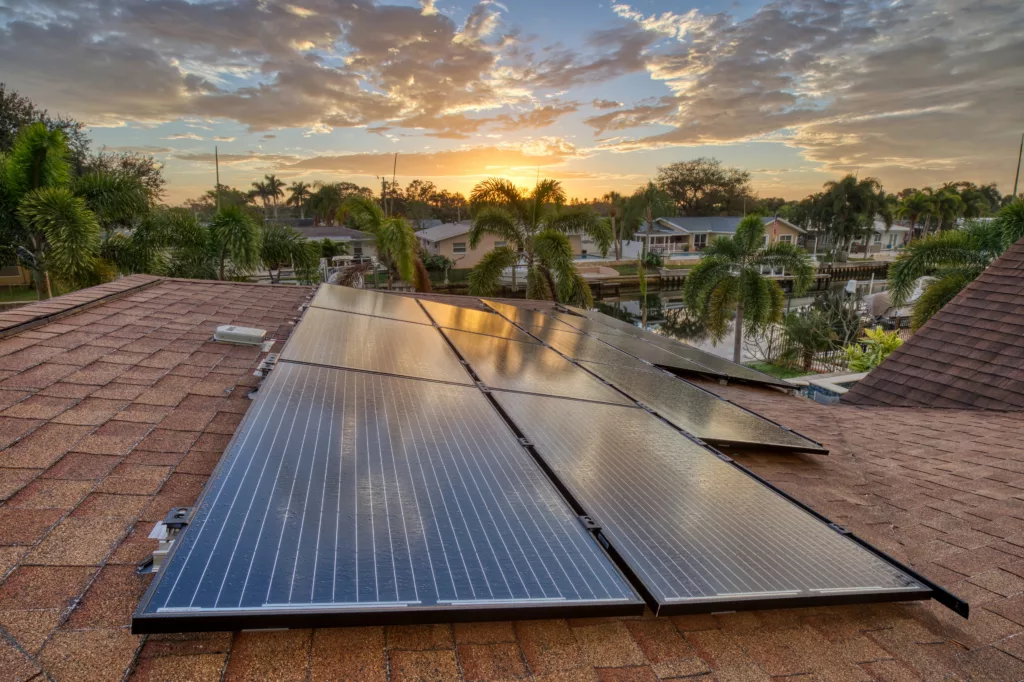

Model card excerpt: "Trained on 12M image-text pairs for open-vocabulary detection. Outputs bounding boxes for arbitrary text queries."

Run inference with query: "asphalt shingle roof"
[843,235,1024,410]
[0,281,1022,681]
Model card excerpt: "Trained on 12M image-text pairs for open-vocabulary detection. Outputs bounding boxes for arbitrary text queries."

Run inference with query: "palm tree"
[250,180,270,219]
[822,175,886,260]
[932,189,966,231]
[339,195,430,292]
[682,215,814,362]
[629,181,674,326]
[895,191,935,238]
[210,206,261,280]
[889,202,1024,329]
[0,123,148,298]
[466,178,610,306]
[260,223,318,284]
[264,174,285,219]
[287,181,311,219]
[602,191,639,260]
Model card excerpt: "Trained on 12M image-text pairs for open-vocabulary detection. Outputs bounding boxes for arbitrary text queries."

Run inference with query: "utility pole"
[391,153,398,218]
[1014,133,1023,200]
[378,176,387,216]
[215,146,221,211]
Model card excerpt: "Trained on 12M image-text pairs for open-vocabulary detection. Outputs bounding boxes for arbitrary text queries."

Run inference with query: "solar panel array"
[136,286,961,632]
[420,299,537,343]
[579,362,825,453]
[281,307,471,385]
[443,329,634,406]
[494,392,929,613]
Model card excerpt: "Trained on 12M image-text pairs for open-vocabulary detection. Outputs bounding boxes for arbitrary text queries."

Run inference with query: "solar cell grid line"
[280,306,472,385]
[563,329,724,376]
[134,362,642,632]
[525,326,654,370]
[310,285,432,324]
[442,328,635,406]
[481,299,580,332]
[418,299,538,344]
[492,391,932,615]
[546,311,638,338]
[577,361,827,454]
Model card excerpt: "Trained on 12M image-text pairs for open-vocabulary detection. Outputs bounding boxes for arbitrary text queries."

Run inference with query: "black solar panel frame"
[133,363,645,634]
[489,392,968,619]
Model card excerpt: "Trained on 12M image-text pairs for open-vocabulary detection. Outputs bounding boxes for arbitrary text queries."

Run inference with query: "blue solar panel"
[134,362,642,632]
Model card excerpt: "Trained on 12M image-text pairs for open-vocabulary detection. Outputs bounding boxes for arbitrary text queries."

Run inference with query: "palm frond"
[527,265,555,301]
[74,171,150,229]
[468,246,519,296]
[998,200,1024,245]
[733,215,766,255]
[533,230,577,301]
[210,206,261,278]
[681,256,733,311]
[470,178,523,207]
[469,206,520,249]
[699,235,741,261]
[339,195,385,233]
[532,179,566,209]
[888,227,996,305]
[3,123,71,198]
[547,207,612,255]
[17,187,100,283]
[911,271,974,330]
[704,276,739,342]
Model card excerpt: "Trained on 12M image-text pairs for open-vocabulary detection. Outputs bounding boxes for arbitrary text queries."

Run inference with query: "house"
[850,220,911,255]
[0,264,32,287]
[636,216,806,256]
[0,278,1020,680]
[293,225,377,260]
[417,221,585,268]
[844,234,1024,409]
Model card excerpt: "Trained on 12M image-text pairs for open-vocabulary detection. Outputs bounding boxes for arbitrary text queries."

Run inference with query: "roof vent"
[215,325,266,346]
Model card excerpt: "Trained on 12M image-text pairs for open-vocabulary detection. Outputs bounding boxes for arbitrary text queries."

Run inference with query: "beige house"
[0,265,32,287]
[418,222,584,269]
[638,216,806,256]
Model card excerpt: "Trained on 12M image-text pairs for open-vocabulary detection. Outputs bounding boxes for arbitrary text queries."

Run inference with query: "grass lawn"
[744,361,808,379]
[0,287,38,304]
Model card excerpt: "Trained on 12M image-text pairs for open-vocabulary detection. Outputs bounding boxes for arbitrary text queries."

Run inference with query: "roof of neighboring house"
[843,235,1024,409]
[1,281,1023,680]
[415,220,473,243]
[293,226,374,241]
[873,220,911,233]
[654,216,806,235]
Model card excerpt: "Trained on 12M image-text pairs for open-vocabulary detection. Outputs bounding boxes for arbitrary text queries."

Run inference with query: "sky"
[2,0,1022,205]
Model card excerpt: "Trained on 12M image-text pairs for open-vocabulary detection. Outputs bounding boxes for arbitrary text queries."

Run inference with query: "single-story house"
[637,216,806,256]
[417,221,585,268]
[294,226,377,260]
[0,264,32,287]
[850,220,911,254]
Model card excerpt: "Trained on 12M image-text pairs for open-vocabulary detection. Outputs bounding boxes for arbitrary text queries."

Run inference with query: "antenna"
[215,146,221,211]
[1014,133,1023,199]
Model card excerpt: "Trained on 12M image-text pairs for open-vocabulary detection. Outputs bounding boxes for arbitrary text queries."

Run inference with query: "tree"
[600,191,642,260]
[210,206,261,280]
[308,181,372,226]
[844,327,903,371]
[889,203,1024,329]
[821,175,887,261]
[682,215,814,362]
[264,174,285,219]
[85,151,166,204]
[287,181,311,219]
[260,223,318,284]
[250,180,270,219]
[431,189,468,223]
[318,237,348,260]
[340,195,429,292]
[466,178,610,306]
[655,158,753,216]
[895,191,935,238]
[0,83,90,171]
[0,123,148,298]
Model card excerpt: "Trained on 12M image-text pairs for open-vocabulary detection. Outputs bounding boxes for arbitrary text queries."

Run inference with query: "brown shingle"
[844,235,1024,409]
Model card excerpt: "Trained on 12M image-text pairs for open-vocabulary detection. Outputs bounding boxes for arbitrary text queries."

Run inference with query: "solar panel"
[545,314,636,338]
[481,300,579,332]
[443,329,634,406]
[527,327,656,369]
[578,362,826,453]
[134,363,643,632]
[311,285,431,325]
[629,332,793,388]
[578,331,725,376]
[281,307,471,385]
[419,300,537,344]
[493,391,932,614]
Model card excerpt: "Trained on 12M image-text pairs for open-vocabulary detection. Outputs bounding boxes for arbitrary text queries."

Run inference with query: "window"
[762,235,769,247]
[779,235,792,244]
[0,265,21,277]
[452,242,467,254]
[495,241,507,248]
[873,233,882,243]
[693,234,708,249]
[353,246,363,257]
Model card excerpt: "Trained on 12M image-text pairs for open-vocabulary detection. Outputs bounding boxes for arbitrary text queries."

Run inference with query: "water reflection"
[594,290,815,362]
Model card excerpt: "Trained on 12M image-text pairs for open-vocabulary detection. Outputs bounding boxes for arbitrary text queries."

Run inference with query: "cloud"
[212,136,236,142]
[100,145,175,154]
[164,132,206,141]
[591,99,622,110]
[174,151,302,167]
